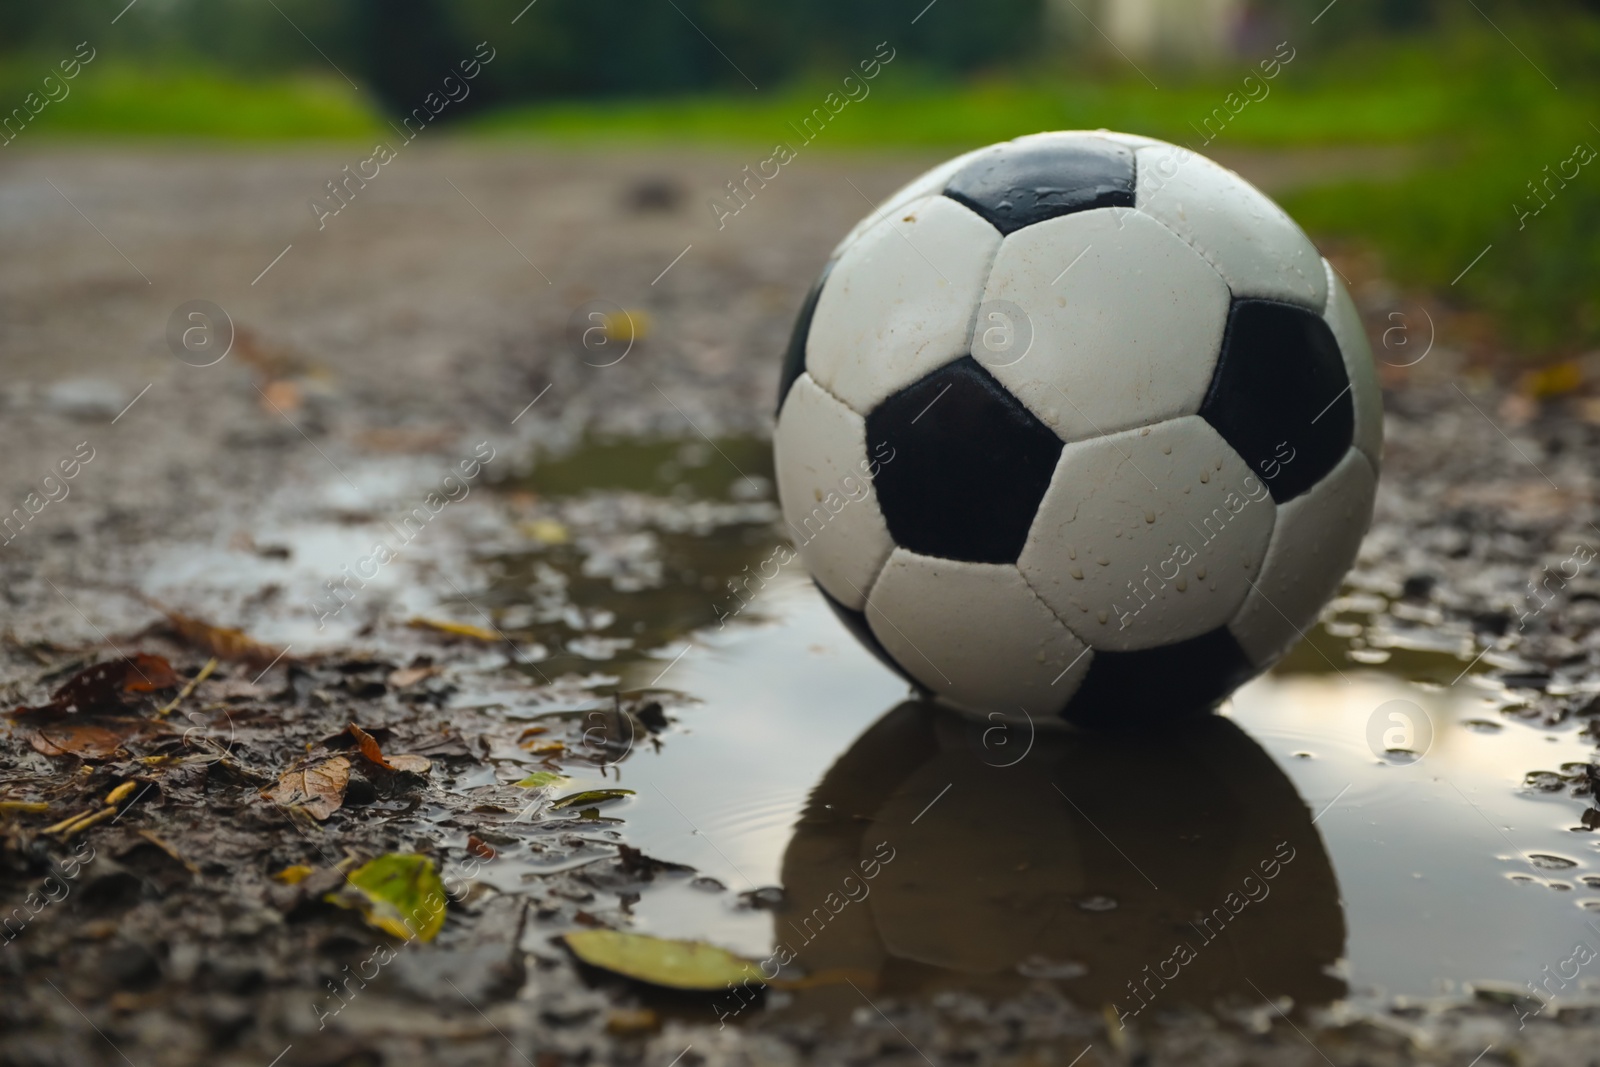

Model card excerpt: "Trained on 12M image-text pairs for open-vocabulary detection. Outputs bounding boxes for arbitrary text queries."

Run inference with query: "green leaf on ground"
[326,853,447,942]
[516,771,566,789]
[550,788,634,809]
[564,930,760,990]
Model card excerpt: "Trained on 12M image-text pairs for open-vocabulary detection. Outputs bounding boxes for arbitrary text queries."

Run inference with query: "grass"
[0,62,380,141]
[465,69,1462,150]
[0,18,1594,359]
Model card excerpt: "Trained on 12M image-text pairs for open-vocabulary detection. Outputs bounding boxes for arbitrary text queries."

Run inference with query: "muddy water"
[485,437,1600,1022]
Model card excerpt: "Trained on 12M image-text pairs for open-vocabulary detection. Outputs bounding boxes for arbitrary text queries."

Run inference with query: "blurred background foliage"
[0,0,1596,358]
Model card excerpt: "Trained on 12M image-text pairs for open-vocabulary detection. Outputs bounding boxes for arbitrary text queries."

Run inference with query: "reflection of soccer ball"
[773,130,1380,726]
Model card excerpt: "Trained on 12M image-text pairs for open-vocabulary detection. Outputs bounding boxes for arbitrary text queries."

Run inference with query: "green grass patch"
[0,62,380,141]
[465,70,1460,151]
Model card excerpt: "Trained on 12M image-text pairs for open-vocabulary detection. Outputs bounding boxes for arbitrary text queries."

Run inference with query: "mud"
[1,143,1598,1067]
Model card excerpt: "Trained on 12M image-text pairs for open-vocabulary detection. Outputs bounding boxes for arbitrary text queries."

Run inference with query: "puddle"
[470,436,1600,1028]
[449,434,1600,1025]
[151,430,1600,1025]
[504,435,776,503]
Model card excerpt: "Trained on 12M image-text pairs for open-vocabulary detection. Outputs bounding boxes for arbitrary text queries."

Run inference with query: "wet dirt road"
[3,143,1600,1067]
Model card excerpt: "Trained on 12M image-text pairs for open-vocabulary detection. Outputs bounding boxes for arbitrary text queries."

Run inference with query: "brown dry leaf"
[517,725,549,742]
[258,378,302,416]
[265,757,350,820]
[466,834,496,860]
[355,426,457,453]
[136,830,200,874]
[345,724,431,775]
[387,665,441,688]
[163,611,285,670]
[606,1008,660,1035]
[39,654,179,714]
[29,720,136,759]
[233,326,308,380]
[527,740,565,755]
[407,617,500,642]
[1520,360,1584,399]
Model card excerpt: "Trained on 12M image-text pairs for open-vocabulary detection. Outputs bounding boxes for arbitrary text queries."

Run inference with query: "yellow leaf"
[408,617,501,642]
[273,864,315,885]
[564,930,760,990]
[602,309,650,343]
[326,853,448,942]
[1521,360,1584,399]
[521,519,570,545]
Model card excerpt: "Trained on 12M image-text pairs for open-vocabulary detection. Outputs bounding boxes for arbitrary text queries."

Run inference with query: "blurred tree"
[0,0,1046,112]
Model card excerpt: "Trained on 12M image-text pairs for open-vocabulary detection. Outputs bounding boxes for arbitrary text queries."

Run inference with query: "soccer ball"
[773,130,1380,726]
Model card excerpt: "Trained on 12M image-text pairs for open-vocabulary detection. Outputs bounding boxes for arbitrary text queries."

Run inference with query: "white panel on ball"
[1072,129,1168,150]
[1322,259,1384,470]
[828,145,1003,260]
[773,373,895,610]
[806,195,1002,415]
[1019,415,1276,652]
[1133,144,1328,309]
[1228,447,1377,666]
[865,548,1091,715]
[1009,129,1147,153]
[980,209,1229,442]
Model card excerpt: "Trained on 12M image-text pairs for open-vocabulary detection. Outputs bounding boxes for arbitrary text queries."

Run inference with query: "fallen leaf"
[1521,360,1583,399]
[527,740,565,755]
[26,654,180,715]
[521,519,570,545]
[563,930,759,991]
[264,757,350,820]
[258,378,302,416]
[104,781,139,805]
[516,725,549,741]
[550,788,634,810]
[606,1007,660,1035]
[163,611,286,670]
[136,830,199,874]
[116,655,183,694]
[345,724,431,775]
[516,771,566,789]
[273,864,315,885]
[408,618,501,642]
[387,665,441,688]
[0,800,50,815]
[327,853,447,942]
[355,426,456,453]
[602,309,650,343]
[467,835,496,859]
[28,720,138,759]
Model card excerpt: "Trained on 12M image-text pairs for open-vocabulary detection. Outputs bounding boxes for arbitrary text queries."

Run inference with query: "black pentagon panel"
[1061,627,1258,730]
[867,356,1063,565]
[942,137,1135,235]
[815,582,921,690]
[1200,299,1354,505]
[776,260,834,416]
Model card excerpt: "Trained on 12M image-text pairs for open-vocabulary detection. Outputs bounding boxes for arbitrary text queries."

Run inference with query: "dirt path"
[1,143,1597,1067]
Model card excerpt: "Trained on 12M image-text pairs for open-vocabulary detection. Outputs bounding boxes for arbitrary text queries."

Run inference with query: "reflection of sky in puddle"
[533,575,1600,1014]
